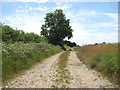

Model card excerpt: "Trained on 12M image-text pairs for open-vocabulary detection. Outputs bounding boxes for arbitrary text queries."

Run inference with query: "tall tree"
[41,9,73,45]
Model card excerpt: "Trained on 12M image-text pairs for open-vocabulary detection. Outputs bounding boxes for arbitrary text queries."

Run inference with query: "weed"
[61,83,66,88]
[55,79,58,82]
[65,79,70,84]
[98,74,101,78]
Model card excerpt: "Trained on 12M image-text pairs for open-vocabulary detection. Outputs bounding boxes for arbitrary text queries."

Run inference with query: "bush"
[2,41,62,85]
[94,43,98,45]
[1,23,47,43]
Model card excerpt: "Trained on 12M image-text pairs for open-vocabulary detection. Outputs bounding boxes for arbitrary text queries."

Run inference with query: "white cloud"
[54,3,72,10]
[91,11,96,15]
[16,6,48,14]
[69,23,118,45]
[19,6,22,8]
[64,10,118,45]
[33,6,47,11]
[16,9,24,13]
[65,9,97,23]
[20,21,43,34]
[3,12,45,34]
[104,13,118,22]
[96,22,118,28]
[29,7,33,11]
[38,0,48,3]
[55,1,61,5]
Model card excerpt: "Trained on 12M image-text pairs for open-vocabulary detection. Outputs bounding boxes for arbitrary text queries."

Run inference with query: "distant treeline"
[1,23,47,43]
[63,40,77,47]
[0,23,77,47]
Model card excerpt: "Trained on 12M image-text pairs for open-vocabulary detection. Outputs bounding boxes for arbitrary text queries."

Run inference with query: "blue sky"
[1,0,118,45]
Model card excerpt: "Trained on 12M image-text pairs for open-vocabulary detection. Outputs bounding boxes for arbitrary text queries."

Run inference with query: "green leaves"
[1,23,47,43]
[2,42,62,84]
[41,9,73,45]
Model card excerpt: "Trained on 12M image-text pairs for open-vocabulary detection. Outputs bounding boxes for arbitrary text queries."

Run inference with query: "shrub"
[2,41,62,85]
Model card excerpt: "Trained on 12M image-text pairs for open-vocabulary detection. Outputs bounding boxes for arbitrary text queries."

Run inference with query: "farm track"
[6,52,64,88]
[67,51,114,88]
[6,51,115,88]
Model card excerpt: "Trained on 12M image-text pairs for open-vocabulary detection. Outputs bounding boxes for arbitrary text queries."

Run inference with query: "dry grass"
[76,43,119,86]
[72,46,79,50]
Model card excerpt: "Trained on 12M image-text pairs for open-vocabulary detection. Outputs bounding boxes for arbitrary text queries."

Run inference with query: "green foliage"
[94,43,98,45]
[96,53,118,74]
[89,53,119,74]
[1,23,47,43]
[63,40,77,47]
[63,44,71,50]
[90,55,102,69]
[2,42,62,85]
[41,9,73,45]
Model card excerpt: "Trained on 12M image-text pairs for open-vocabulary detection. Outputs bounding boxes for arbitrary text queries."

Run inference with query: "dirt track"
[6,51,114,88]
[67,51,114,88]
[6,52,63,88]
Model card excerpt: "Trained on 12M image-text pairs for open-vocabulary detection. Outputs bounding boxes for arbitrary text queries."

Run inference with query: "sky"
[1,0,119,46]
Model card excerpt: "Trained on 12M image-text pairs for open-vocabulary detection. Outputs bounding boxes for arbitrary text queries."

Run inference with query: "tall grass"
[76,43,119,85]
[2,41,62,85]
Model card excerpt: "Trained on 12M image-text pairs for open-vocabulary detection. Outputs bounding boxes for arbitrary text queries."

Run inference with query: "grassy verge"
[54,51,70,88]
[58,51,70,70]
[76,43,119,86]
[2,41,62,85]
